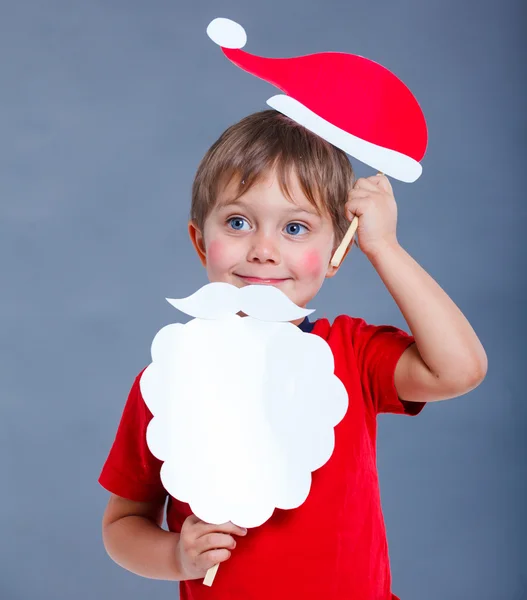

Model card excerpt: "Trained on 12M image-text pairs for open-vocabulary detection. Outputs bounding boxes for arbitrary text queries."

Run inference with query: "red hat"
[207,18,428,183]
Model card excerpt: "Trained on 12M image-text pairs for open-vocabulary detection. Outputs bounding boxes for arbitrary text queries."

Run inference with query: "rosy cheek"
[300,249,323,278]
[207,240,224,265]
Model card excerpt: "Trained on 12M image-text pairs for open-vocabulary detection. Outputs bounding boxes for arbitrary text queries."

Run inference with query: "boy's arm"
[367,241,488,402]
[102,494,182,581]
[343,174,487,403]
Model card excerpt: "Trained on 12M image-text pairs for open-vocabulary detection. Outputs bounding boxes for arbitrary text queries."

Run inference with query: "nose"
[247,232,281,264]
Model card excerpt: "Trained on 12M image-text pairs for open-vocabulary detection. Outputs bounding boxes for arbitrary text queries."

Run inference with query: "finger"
[354,177,380,192]
[344,198,368,219]
[197,548,232,571]
[195,533,237,555]
[214,522,248,537]
[195,521,248,539]
[344,207,362,221]
[181,515,202,537]
[370,171,392,191]
[183,517,211,538]
[376,174,393,194]
[184,514,201,528]
[348,189,370,200]
[365,174,388,190]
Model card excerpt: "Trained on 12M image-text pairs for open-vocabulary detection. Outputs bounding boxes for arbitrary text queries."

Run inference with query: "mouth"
[235,274,290,285]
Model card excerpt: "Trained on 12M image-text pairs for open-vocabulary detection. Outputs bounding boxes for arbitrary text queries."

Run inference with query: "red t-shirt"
[99,315,425,600]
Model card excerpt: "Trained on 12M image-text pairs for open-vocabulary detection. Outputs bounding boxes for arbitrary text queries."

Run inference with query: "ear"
[188,220,207,267]
[325,241,354,278]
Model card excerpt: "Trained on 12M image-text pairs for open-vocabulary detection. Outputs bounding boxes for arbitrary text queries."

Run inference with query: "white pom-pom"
[207,18,247,49]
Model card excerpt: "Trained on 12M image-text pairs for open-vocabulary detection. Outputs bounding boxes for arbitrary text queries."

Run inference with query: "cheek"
[206,239,239,273]
[207,240,224,266]
[299,249,324,279]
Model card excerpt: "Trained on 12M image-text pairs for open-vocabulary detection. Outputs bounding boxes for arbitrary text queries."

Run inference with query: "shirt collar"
[298,317,315,333]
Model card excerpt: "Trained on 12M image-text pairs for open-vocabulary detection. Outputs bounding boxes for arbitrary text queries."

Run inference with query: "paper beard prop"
[207,17,428,183]
[139,282,348,529]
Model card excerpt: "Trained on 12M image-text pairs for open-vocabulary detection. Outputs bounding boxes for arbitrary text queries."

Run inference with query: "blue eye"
[228,217,249,231]
[285,222,308,236]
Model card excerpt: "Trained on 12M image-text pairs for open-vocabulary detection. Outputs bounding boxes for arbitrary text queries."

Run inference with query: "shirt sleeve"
[98,370,167,503]
[350,317,426,416]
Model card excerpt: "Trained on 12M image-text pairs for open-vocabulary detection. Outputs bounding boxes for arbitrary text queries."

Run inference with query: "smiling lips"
[236,274,290,284]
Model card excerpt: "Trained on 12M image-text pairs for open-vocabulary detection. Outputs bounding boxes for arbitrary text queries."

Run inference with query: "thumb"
[376,172,393,194]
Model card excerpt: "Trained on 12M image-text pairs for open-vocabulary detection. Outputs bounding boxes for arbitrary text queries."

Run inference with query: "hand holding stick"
[330,172,384,268]
[175,515,246,587]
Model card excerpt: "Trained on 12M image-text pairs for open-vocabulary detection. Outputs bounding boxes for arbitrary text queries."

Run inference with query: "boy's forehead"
[215,169,324,215]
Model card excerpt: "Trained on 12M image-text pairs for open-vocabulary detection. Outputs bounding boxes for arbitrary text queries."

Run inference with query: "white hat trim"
[266,94,422,183]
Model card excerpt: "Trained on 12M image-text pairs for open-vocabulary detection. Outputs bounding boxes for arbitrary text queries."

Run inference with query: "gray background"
[1,0,525,599]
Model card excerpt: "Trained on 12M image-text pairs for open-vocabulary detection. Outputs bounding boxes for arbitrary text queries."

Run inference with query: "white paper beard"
[140,283,348,529]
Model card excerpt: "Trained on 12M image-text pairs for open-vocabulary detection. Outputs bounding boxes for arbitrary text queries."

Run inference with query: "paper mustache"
[166,281,314,321]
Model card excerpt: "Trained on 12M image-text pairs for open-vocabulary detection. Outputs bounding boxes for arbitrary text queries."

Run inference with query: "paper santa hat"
[207,18,428,183]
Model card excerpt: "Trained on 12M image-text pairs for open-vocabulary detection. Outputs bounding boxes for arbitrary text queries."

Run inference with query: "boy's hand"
[176,514,248,580]
[345,174,399,258]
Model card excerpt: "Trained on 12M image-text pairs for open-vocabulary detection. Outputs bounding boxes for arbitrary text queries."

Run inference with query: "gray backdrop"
[1,1,525,599]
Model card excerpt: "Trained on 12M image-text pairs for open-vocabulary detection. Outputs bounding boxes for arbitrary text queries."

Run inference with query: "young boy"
[99,110,487,599]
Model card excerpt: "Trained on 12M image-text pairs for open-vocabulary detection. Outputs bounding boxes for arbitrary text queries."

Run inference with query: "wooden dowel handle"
[330,216,358,267]
[203,563,219,586]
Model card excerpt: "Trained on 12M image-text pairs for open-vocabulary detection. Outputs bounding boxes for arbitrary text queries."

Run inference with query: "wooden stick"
[204,563,219,586]
[330,172,384,268]
[330,215,358,267]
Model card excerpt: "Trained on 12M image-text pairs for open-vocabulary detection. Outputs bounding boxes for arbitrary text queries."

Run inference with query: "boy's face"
[189,168,341,313]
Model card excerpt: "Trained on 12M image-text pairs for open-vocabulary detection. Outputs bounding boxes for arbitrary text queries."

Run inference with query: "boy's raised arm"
[345,174,487,401]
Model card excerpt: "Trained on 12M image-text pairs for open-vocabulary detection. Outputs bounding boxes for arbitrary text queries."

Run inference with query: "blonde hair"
[190,110,356,245]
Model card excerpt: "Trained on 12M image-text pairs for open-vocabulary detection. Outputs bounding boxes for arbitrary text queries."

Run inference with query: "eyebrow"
[217,198,320,217]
